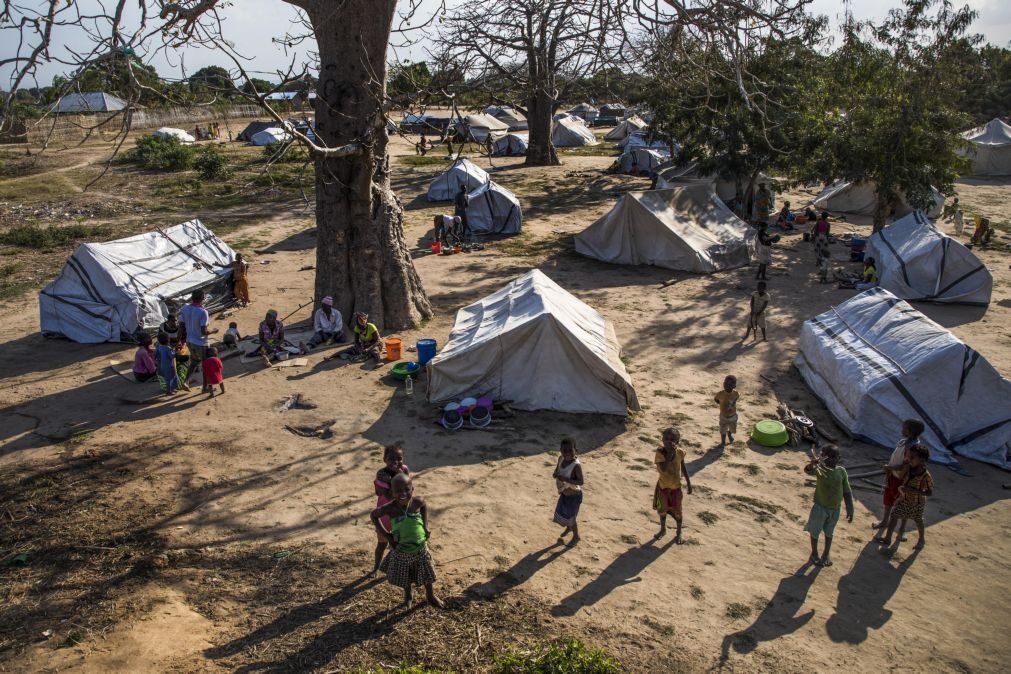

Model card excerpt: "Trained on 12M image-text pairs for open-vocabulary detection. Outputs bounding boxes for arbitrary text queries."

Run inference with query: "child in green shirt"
[803,445,854,567]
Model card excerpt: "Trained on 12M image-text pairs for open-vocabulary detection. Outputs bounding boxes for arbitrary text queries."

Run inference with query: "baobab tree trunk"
[307,0,431,330]
[873,195,890,233]
[525,91,559,166]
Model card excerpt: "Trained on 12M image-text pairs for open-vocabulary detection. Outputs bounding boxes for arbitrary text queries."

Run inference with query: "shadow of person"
[686,443,726,476]
[204,575,382,660]
[719,561,821,664]
[550,538,676,617]
[825,541,921,644]
[465,543,569,599]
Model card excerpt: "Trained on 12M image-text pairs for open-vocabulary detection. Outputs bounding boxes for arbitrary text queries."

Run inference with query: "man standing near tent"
[179,289,218,384]
[454,183,470,240]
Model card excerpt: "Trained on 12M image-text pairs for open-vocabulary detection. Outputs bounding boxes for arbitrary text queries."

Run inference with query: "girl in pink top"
[370,444,409,577]
[132,333,157,382]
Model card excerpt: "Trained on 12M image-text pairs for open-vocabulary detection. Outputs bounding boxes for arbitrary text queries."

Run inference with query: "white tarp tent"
[617,131,671,154]
[40,220,237,344]
[461,113,510,142]
[250,127,292,146]
[795,288,1011,468]
[656,162,772,204]
[485,106,528,131]
[492,133,529,157]
[427,158,489,201]
[962,118,1011,176]
[466,181,522,235]
[865,211,992,306]
[567,103,599,123]
[151,127,195,143]
[813,180,944,219]
[553,112,587,126]
[428,269,639,415]
[605,116,648,141]
[552,117,599,147]
[616,148,666,175]
[575,184,754,273]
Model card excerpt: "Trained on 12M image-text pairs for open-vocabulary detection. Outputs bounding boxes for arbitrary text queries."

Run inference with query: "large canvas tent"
[151,127,195,143]
[656,162,771,204]
[616,148,666,175]
[428,270,639,415]
[492,133,529,157]
[604,116,648,141]
[567,103,599,123]
[485,106,528,131]
[575,184,754,273]
[461,113,510,142]
[51,92,131,113]
[552,117,599,147]
[865,211,992,306]
[961,118,1011,176]
[250,127,291,146]
[40,220,237,344]
[237,121,275,142]
[466,181,522,235]
[813,180,944,219]
[617,132,671,154]
[427,158,489,201]
[795,288,1011,468]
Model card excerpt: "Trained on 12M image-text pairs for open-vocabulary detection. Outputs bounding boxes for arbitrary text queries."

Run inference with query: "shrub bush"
[125,135,195,171]
[262,140,309,163]
[0,223,111,248]
[494,640,623,674]
[193,145,231,180]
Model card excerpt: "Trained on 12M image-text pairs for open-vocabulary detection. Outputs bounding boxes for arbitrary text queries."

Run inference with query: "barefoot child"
[155,332,179,395]
[876,444,933,550]
[714,376,740,446]
[873,418,924,531]
[743,282,770,342]
[653,428,692,544]
[371,473,444,608]
[371,445,410,577]
[803,445,854,567]
[552,437,584,546]
[202,346,225,396]
[222,322,242,349]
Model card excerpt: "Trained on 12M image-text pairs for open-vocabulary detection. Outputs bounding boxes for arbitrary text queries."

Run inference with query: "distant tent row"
[567,103,598,123]
[961,118,1011,176]
[796,288,1011,469]
[492,133,529,157]
[552,117,599,147]
[575,183,754,273]
[866,211,992,306]
[40,220,237,343]
[812,180,944,219]
[429,269,639,416]
[426,159,522,235]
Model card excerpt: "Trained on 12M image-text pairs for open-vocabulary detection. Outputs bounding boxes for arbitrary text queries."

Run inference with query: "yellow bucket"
[385,337,402,361]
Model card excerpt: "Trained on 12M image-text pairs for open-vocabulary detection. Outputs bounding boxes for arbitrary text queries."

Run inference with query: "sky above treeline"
[4,0,1010,89]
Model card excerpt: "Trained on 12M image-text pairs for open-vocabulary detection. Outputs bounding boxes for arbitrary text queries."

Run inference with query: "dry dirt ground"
[1,127,1010,673]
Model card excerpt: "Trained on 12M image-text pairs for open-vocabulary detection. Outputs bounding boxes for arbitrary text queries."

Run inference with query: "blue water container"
[417,339,437,366]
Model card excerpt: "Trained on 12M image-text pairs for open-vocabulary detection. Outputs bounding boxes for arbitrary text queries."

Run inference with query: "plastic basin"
[390,361,420,380]
[751,419,789,447]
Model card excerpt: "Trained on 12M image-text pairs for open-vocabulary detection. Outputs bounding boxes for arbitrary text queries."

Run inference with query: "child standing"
[876,444,933,550]
[371,445,410,577]
[201,346,225,396]
[743,282,771,342]
[132,333,157,382]
[714,375,740,446]
[873,418,924,531]
[155,333,179,395]
[653,428,692,543]
[803,445,854,567]
[371,473,445,608]
[552,437,584,547]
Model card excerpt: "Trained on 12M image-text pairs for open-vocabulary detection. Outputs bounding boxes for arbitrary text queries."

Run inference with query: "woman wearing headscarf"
[350,311,383,363]
[256,309,285,364]
[305,296,344,351]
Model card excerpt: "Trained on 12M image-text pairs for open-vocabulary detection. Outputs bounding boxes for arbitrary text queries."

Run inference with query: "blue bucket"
[417,339,437,366]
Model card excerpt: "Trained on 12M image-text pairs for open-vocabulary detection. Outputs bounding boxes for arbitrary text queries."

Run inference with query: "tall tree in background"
[1,0,433,329]
[188,65,235,98]
[440,0,627,166]
[798,0,979,230]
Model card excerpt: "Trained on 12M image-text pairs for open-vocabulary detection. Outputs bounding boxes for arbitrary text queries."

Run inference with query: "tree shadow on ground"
[0,332,122,382]
[550,538,677,617]
[256,227,317,253]
[719,561,821,665]
[825,541,920,644]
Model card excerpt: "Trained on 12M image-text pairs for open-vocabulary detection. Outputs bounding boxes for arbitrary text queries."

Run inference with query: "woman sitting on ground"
[133,333,157,382]
[776,201,796,231]
[256,309,286,364]
[350,311,383,364]
[855,257,878,291]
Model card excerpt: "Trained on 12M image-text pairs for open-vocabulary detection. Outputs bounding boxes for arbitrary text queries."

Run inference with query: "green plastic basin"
[752,419,790,447]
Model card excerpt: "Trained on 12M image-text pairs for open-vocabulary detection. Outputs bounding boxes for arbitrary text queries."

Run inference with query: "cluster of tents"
[426,158,522,235]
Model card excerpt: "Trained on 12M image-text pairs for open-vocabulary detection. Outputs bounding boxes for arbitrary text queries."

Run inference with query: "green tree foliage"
[798,0,978,228]
[959,44,1011,123]
[189,65,235,97]
[124,135,195,170]
[193,145,231,180]
[52,54,164,106]
[388,62,433,100]
[241,78,277,96]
